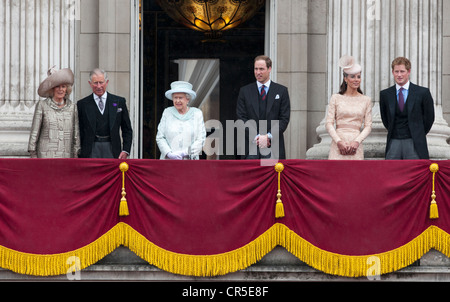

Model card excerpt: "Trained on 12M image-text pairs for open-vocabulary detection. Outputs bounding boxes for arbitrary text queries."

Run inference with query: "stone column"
[275,0,327,159]
[0,0,76,157]
[306,0,450,159]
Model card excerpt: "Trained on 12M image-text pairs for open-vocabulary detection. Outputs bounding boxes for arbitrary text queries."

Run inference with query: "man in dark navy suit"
[77,68,133,159]
[380,57,434,160]
[236,55,291,159]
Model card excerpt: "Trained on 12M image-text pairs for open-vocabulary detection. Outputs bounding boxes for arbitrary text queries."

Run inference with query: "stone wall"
[276,0,328,160]
[0,0,138,158]
[1,0,449,159]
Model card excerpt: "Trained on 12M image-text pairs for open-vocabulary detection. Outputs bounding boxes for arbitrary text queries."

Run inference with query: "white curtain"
[175,59,220,109]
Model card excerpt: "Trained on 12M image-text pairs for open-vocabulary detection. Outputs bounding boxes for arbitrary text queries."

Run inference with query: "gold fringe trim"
[280,224,441,277]
[0,224,124,276]
[123,223,279,277]
[1,223,450,277]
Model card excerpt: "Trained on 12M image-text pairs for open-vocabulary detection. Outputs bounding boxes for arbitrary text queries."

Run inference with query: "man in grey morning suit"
[380,57,434,159]
[236,55,291,159]
[77,68,133,159]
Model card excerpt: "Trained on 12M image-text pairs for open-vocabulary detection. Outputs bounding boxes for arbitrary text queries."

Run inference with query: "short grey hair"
[89,68,109,82]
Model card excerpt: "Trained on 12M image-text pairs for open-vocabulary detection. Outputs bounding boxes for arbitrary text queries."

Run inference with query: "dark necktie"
[260,85,266,101]
[398,87,404,112]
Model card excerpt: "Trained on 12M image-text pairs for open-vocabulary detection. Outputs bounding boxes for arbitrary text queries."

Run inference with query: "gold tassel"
[119,162,129,216]
[430,200,438,219]
[119,195,129,216]
[274,163,285,218]
[275,196,284,218]
[429,163,439,219]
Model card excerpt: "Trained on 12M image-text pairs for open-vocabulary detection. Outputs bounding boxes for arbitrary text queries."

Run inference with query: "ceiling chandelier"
[156,0,265,40]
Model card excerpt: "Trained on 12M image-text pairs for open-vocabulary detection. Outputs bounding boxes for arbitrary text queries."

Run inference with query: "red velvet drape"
[0,158,446,263]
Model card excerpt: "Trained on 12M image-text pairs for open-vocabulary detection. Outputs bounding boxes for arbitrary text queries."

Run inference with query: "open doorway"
[173,59,220,159]
[140,0,265,159]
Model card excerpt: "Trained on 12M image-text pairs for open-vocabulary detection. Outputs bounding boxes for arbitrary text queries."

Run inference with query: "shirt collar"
[396,81,410,91]
[93,92,108,102]
[257,79,271,89]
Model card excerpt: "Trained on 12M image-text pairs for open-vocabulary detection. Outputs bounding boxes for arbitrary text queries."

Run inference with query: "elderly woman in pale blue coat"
[156,81,206,160]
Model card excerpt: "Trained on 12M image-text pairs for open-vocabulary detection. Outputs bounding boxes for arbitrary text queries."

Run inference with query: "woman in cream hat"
[156,81,206,159]
[28,66,80,158]
[325,56,373,160]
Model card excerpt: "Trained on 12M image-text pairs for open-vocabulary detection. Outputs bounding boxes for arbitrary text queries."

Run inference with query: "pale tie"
[98,97,104,112]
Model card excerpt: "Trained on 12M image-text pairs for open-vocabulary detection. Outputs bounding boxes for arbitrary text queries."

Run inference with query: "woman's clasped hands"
[337,141,359,156]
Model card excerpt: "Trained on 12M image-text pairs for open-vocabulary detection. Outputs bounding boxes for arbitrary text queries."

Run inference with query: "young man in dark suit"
[236,55,291,159]
[77,68,133,159]
[380,57,434,159]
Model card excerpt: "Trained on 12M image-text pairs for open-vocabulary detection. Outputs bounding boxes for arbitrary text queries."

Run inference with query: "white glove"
[167,151,182,160]
[167,151,187,160]
[177,151,187,159]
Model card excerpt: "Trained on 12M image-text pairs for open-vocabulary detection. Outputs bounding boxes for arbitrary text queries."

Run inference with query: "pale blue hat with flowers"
[165,81,197,101]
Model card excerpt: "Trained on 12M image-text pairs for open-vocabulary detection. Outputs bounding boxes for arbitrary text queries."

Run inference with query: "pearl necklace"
[53,99,65,106]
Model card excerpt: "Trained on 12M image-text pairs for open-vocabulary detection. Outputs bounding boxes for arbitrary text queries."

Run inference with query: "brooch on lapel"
[275,94,280,100]
[113,103,122,112]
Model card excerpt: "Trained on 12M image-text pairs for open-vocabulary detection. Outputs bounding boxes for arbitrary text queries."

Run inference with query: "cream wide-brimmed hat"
[339,55,362,75]
[165,81,197,101]
[37,66,74,97]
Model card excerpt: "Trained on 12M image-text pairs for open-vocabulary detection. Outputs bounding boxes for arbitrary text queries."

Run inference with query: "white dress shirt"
[257,79,271,95]
[94,92,108,114]
[396,81,410,104]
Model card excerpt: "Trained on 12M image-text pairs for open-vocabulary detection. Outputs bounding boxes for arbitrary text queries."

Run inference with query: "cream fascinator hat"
[165,81,197,101]
[339,55,362,75]
[38,66,74,97]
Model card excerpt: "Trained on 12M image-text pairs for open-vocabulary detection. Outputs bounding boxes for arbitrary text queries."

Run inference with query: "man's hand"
[118,151,128,159]
[256,134,271,148]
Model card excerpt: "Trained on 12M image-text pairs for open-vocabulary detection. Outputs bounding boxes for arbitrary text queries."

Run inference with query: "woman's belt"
[336,124,361,130]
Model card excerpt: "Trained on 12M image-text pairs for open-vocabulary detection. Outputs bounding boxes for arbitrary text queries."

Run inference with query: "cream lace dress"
[325,93,373,160]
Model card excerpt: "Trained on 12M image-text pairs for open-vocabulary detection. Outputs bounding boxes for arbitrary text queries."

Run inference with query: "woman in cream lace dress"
[326,56,372,160]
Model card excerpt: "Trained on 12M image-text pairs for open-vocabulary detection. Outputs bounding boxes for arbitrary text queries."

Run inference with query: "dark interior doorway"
[141,0,265,159]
